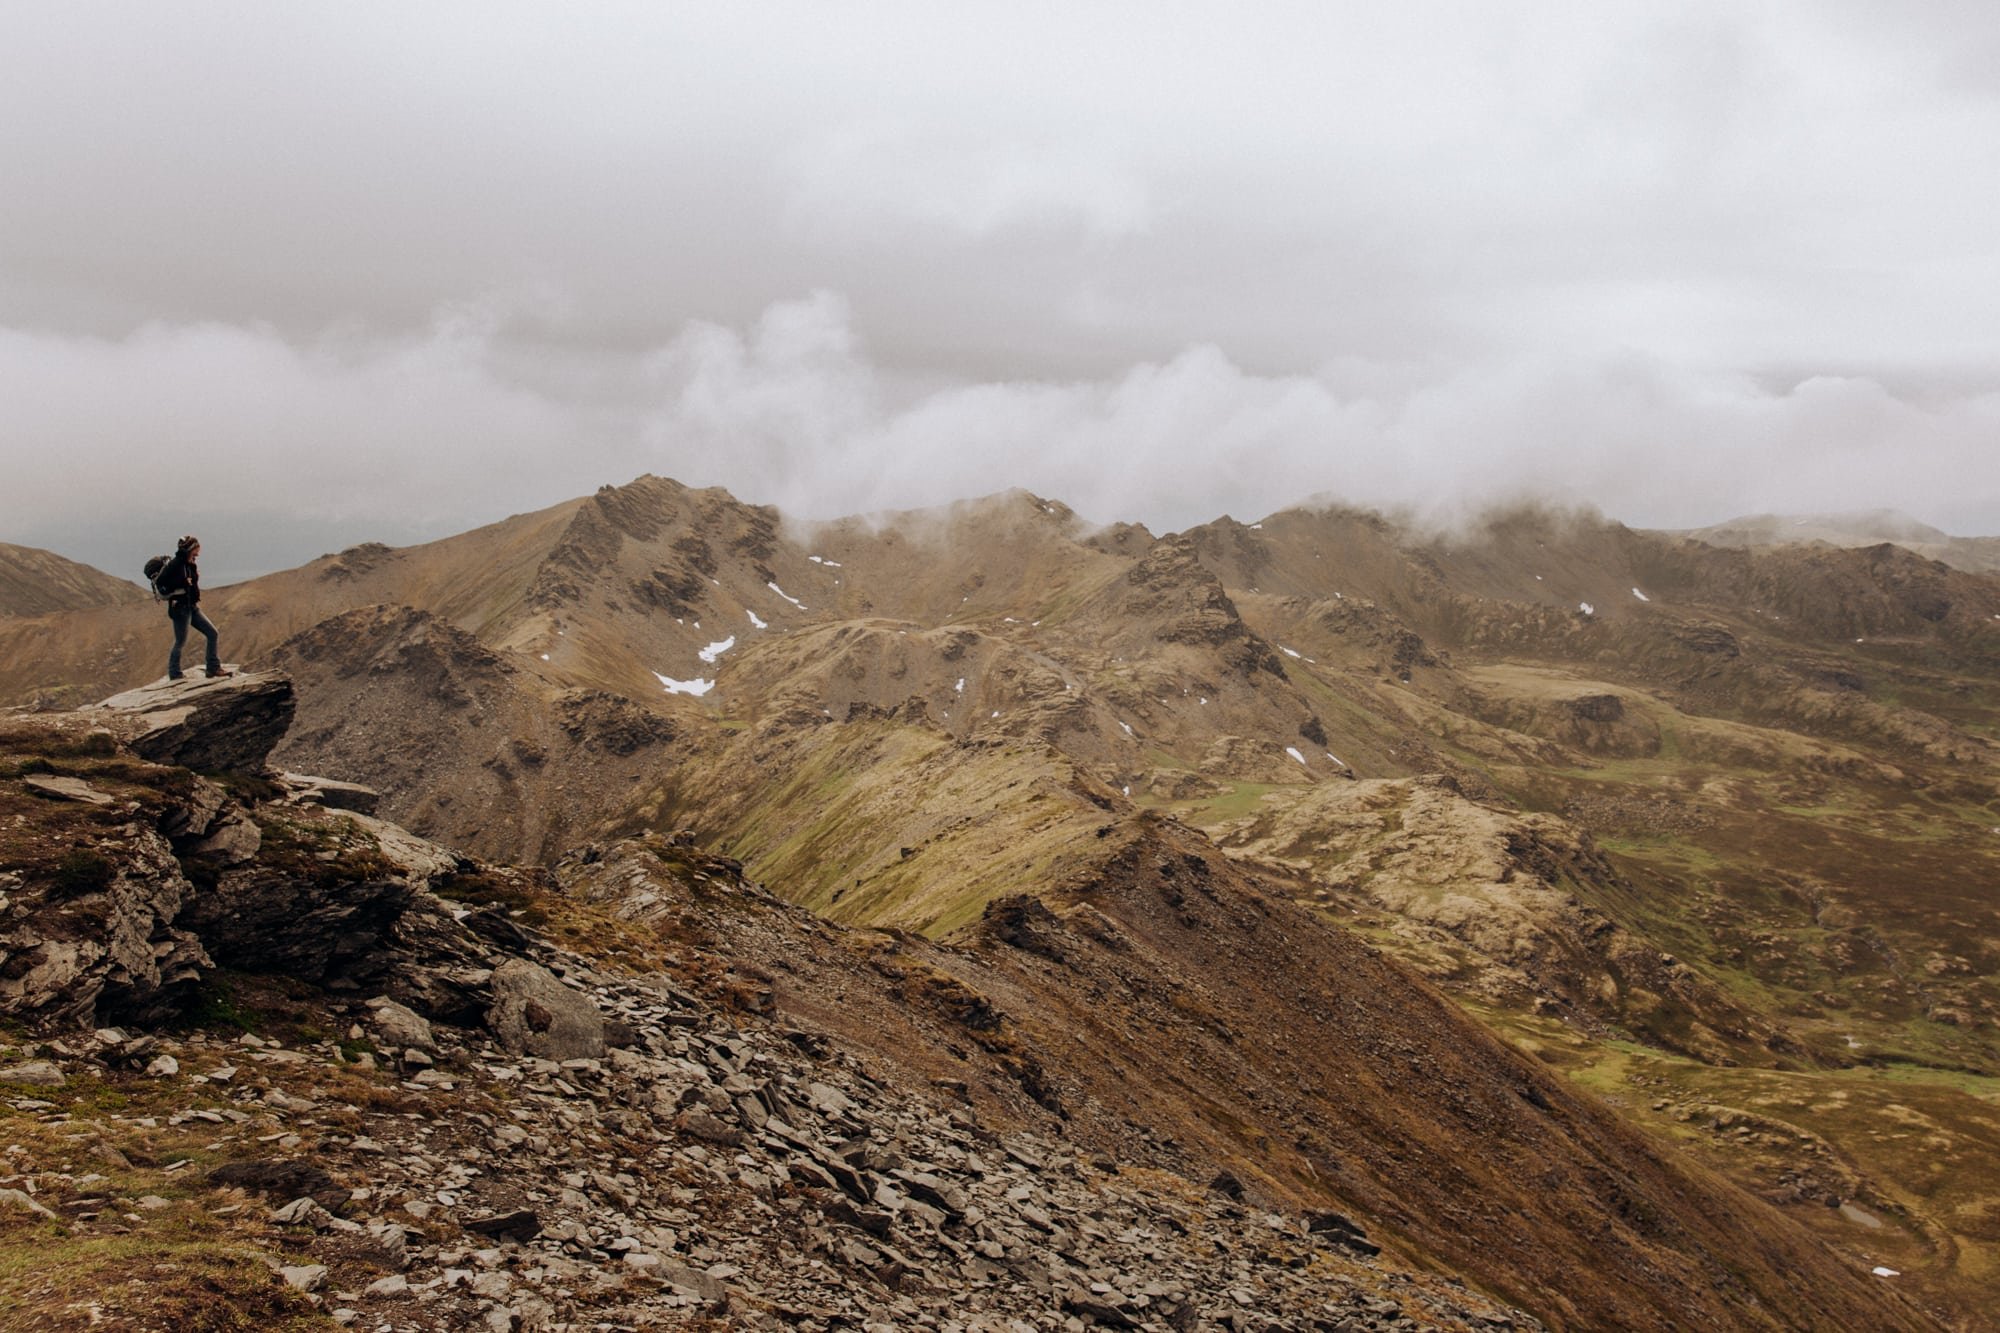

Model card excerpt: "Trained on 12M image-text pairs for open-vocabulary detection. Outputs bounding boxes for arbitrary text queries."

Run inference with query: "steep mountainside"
[7,474,2000,1323]
[0,542,147,618]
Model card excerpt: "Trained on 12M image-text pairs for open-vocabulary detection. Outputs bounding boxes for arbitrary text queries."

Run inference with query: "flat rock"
[0,1060,66,1086]
[21,775,113,805]
[656,1257,729,1302]
[462,1208,541,1241]
[93,671,295,774]
[365,1274,411,1299]
[278,771,382,814]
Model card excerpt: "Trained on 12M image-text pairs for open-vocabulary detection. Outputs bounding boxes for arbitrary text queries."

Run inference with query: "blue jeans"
[168,603,221,678]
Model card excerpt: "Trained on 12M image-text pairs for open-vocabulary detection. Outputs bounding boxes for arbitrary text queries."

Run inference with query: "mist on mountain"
[8,295,2000,585]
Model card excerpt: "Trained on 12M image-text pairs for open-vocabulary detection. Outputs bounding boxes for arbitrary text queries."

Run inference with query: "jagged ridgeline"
[3,475,1996,1329]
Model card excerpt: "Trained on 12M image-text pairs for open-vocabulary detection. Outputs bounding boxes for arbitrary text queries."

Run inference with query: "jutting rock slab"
[93,670,296,773]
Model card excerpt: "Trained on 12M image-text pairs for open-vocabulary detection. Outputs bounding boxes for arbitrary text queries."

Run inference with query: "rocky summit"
[4,477,1997,1330]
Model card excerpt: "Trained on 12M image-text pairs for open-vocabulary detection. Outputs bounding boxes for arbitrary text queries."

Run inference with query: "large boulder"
[486,959,605,1060]
[93,670,296,773]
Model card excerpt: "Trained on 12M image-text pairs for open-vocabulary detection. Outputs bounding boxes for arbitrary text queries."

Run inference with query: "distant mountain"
[1681,509,2000,574]
[4,475,2000,1321]
[0,541,148,617]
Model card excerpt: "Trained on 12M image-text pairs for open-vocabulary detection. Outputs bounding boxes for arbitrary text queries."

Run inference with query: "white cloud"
[6,293,1999,582]
[636,294,2000,535]
[785,122,1153,240]
[0,307,624,540]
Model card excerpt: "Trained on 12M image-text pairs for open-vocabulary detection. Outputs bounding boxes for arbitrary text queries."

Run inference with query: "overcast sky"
[4,2,1999,581]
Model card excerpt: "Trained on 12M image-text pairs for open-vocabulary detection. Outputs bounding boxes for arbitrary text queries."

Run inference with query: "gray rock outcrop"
[93,670,296,773]
[0,828,211,1029]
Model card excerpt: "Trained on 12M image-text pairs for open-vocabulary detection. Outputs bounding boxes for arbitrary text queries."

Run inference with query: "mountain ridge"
[5,473,1998,1321]
[0,541,149,619]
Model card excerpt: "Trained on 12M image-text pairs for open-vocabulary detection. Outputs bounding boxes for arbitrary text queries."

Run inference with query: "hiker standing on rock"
[156,535,230,681]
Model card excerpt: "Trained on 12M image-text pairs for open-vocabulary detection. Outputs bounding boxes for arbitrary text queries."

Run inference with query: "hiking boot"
[205,668,233,679]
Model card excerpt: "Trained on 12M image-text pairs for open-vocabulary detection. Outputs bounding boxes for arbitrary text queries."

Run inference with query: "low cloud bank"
[7,292,1998,579]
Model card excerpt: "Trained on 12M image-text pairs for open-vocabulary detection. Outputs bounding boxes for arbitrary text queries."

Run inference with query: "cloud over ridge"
[6,291,1998,580]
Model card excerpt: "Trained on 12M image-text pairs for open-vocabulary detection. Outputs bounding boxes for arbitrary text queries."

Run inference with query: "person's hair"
[177,535,199,553]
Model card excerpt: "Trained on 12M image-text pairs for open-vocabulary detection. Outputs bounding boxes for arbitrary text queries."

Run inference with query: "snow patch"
[1872,1267,1899,1278]
[1285,746,1308,767]
[767,582,805,609]
[655,672,715,697]
[1249,523,1263,530]
[698,637,736,664]
[539,653,549,661]
[807,555,842,567]
[1579,601,1595,615]
[954,677,965,694]
[1118,720,1134,738]
[1326,753,1346,767]
[747,609,767,629]
[1280,646,1302,659]
[1631,587,1651,602]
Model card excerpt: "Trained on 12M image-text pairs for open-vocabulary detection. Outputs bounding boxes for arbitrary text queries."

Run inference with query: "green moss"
[336,1037,379,1063]
[433,868,549,927]
[251,816,395,890]
[216,772,282,804]
[0,1233,334,1333]
[175,976,265,1035]
[47,849,115,898]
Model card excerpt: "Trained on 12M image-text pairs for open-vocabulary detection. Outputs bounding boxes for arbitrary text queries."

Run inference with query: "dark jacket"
[158,551,200,611]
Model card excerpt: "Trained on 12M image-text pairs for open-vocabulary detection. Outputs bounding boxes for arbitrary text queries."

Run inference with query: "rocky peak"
[1123,535,1287,678]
